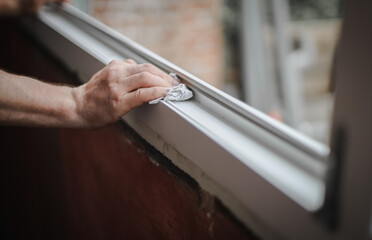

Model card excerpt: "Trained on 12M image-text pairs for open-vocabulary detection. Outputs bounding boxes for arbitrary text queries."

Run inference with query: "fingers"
[120,87,169,112]
[105,59,175,91]
[120,72,172,93]
[127,62,177,86]
[79,59,177,127]
[124,59,137,65]
[107,59,177,86]
[101,59,178,116]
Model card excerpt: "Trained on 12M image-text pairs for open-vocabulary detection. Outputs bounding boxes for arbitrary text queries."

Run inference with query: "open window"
[22,1,372,239]
[70,0,343,144]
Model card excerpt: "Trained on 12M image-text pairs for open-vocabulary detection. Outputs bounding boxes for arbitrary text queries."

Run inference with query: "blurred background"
[70,0,344,144]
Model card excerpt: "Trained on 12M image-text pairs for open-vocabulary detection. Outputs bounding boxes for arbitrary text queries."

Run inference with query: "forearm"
[0,60,174,128]
[0,70,81,127]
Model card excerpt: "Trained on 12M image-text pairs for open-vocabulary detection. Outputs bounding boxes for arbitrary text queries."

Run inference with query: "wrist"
[69,85,88,128]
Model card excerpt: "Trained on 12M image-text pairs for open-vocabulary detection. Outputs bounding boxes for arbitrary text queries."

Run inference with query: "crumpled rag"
[149,73,193,104]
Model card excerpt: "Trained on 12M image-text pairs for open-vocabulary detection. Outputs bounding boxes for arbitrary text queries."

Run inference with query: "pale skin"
[0,0,176,128]
[0,60,176,128]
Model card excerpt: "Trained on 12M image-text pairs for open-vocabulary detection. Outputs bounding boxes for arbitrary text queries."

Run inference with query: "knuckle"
[104,65,120,81]
[138,71,152,81]
[135,89,143,102]
[108,59,121,66]
[125,59,136,64]
[140,63,155,72]
[107,84,121,102]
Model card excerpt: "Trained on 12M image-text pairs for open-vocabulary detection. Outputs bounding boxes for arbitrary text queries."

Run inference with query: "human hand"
[71,59,177,128]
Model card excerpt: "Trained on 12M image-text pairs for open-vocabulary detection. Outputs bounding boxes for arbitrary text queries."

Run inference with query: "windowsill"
[22,4,332,239]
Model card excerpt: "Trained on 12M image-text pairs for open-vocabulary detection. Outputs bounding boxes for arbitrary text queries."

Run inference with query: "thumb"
[120,87,169,113]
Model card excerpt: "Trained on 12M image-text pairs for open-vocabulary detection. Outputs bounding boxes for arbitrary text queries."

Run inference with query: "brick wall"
[90,0,224,88]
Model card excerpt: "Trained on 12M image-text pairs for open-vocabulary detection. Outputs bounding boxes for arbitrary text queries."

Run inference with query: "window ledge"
[23,4,331,239]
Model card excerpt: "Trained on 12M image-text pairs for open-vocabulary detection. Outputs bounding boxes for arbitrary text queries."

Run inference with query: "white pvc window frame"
[21,3,357,240]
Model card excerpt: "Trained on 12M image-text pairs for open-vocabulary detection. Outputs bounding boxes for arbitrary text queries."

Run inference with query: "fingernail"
[165,87,172,92]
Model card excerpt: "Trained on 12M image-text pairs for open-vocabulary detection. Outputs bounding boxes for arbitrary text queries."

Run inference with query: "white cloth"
[149,83,193,104]
[149,73,193,104]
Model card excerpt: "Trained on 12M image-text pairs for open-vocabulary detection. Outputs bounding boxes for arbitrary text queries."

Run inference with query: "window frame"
[22,3,367,239]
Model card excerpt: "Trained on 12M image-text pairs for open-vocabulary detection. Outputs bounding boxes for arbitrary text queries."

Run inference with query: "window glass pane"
[70,0,343,144]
